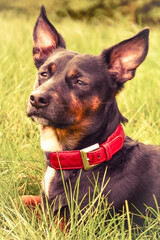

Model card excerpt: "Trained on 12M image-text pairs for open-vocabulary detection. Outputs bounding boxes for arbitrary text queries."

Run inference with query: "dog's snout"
[30,92,49,108]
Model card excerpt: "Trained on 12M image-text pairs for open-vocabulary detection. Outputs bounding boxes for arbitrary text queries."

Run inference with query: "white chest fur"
[39,125,62,152]
[39,125,62,197]
[43,166,56,197]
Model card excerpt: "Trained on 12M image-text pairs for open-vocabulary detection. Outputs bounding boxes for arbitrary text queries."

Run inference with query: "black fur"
[27,6,160,225]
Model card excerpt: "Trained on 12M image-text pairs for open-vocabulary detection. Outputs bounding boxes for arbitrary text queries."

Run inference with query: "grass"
[0,7,160,239]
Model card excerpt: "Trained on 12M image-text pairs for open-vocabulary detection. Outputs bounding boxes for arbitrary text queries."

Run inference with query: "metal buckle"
[80,143,100,171]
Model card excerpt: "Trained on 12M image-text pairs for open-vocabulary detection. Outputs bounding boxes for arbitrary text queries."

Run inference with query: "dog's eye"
[40,72,48,78]
[76,79,85,86]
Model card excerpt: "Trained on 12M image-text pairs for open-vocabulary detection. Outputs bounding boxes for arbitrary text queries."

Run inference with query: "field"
[1,7,160,240]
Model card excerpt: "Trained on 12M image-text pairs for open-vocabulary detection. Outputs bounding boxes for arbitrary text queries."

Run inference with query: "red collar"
[49,124,125,171]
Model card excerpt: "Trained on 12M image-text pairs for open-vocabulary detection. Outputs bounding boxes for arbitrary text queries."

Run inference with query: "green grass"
[1,9,160,239]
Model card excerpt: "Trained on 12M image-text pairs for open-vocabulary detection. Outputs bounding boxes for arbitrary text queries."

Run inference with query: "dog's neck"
[39,100,127,152]
[75,100,127,150]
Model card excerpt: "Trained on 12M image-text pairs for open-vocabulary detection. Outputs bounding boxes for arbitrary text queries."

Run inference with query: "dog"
[26,5,160,226]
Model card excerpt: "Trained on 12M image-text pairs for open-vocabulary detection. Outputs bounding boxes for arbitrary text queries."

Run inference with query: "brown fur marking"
[67,69,79,79]
[49,63,56,73]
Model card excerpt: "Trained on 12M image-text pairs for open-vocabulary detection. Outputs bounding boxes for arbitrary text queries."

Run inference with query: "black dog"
[27,6,160,226]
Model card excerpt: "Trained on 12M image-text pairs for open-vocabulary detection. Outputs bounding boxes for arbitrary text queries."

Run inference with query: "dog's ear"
[101,28,149,84]
[33,5,66,68]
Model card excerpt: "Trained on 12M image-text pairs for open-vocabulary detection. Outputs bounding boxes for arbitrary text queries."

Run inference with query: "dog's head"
[27,6,149,150]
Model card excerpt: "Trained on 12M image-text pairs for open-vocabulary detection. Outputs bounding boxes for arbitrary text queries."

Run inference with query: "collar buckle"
[80,143,100,170]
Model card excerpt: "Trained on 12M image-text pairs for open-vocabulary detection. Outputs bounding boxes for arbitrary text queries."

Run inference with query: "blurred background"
[0,0,160,25]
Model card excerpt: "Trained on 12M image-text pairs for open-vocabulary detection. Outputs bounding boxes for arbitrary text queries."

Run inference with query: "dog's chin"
[31,116,51,126]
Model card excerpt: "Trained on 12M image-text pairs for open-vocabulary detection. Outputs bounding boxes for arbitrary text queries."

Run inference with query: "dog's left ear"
[33,5,66,68]
[101,28,149,83]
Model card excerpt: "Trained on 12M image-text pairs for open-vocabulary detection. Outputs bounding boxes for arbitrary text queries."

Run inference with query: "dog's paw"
[21,195,41,206]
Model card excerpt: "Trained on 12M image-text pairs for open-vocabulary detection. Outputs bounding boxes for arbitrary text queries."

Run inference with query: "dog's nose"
[30,92,49,108]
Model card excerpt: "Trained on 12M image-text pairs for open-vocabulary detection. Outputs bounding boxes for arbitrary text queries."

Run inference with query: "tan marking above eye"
[49,63,56,73]
[68,69,79,79]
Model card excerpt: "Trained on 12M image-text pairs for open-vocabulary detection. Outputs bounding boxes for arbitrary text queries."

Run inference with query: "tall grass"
[0,9,160,239]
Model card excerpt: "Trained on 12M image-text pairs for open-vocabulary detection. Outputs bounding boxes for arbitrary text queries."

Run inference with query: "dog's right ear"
[33,5,66,68]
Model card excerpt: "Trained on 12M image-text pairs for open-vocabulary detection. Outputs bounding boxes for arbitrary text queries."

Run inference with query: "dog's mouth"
[27,111,52,125]
[27,112,74,129]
